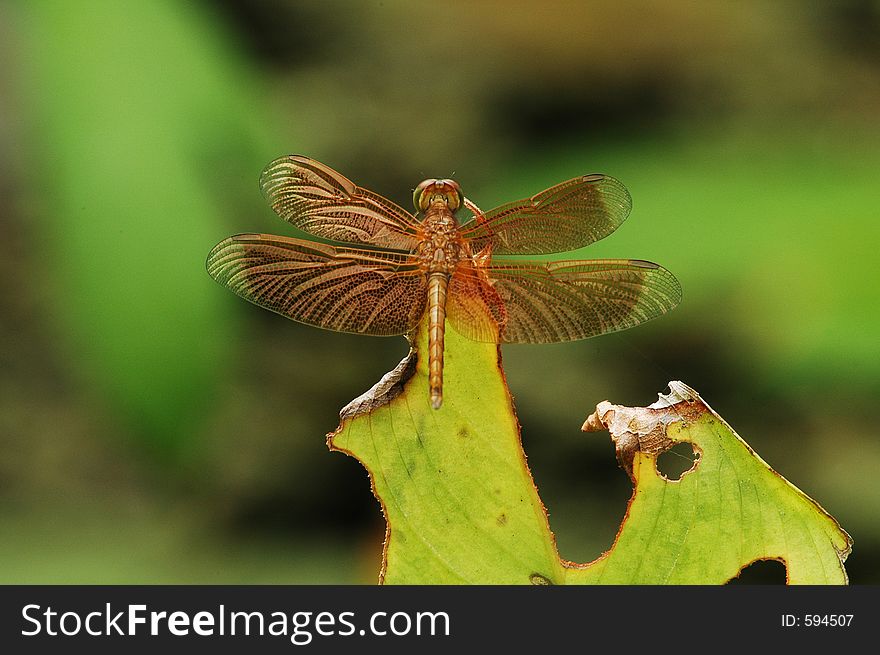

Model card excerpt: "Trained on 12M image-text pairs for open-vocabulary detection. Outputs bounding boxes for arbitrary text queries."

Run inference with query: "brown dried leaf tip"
[339,347,418,420]
[582,381,704,479]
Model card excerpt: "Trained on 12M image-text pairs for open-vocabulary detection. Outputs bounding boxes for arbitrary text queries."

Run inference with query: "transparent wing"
[207,234,427,336]
[447,258,681,344]
[458,174,632,255]
[260,155,422,251]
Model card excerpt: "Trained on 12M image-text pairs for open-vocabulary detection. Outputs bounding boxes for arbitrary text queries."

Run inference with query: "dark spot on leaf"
[727,558,787,584]
[656,441,701,481]
[457,426,469,438]
[496,513,507,526]
[529,573,553,585]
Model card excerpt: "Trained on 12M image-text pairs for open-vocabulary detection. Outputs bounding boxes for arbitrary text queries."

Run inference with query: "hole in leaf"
[656,442,700,480]
[727,559,787,584]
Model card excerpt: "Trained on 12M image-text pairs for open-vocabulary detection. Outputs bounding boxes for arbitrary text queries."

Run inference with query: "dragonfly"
[207,155,681,409]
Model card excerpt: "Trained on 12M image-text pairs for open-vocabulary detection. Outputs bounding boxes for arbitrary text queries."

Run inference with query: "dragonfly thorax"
[416,211,468,275]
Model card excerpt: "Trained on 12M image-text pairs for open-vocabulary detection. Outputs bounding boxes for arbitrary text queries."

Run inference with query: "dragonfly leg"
[463,197,487,227]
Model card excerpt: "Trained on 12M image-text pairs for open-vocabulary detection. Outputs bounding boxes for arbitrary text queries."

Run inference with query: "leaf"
[330,326,563,584]
[329,320,851,584]
[578,382,852,584]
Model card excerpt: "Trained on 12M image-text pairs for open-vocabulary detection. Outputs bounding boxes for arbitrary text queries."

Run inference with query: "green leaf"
[577,382,851,584]
[330,321,851,584]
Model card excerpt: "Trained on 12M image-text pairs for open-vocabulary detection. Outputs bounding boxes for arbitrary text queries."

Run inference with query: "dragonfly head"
[413,179,463,213]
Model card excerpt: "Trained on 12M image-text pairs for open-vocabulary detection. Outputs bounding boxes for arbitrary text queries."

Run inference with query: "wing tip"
[205,233,261,280]
[648,264,683,309]
[632,259,683,306]
[258,154,312,189]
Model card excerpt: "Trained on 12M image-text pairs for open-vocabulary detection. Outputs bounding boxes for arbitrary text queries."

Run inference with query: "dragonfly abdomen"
[427,272,449,409]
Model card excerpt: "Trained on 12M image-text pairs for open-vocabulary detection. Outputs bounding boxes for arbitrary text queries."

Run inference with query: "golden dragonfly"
[207,156,681,409]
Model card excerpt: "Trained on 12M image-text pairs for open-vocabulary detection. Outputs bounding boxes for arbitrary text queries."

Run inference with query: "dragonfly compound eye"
[413,179,437,212]
[439,179,462,211]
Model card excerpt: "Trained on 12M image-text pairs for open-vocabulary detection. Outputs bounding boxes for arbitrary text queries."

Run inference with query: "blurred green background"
[2,0,878,583]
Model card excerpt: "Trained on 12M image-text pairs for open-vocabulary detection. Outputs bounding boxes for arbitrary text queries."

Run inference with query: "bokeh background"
[2,0,878,583]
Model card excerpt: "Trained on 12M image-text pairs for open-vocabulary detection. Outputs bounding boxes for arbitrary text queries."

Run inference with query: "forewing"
[207,234,427,336]
[458,175,632,255]
[448,259,681,344]
[260,155,421,251]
